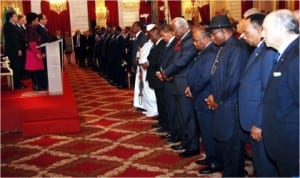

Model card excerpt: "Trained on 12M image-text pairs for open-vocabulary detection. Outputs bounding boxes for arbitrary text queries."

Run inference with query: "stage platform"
[1,74,80,136]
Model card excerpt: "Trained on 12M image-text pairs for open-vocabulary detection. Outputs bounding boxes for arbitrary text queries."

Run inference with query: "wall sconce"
[49,0,67,14]
[122,0,140,9]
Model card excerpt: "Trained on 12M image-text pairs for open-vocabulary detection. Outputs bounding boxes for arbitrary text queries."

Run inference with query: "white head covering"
[146,24,156,32]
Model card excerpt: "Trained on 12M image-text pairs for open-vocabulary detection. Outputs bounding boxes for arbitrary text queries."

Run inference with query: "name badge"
[273,72,282,77]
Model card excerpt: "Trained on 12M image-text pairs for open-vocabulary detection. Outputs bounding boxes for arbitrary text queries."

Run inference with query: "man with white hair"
[262,9,299,177]
[162,17,199,158]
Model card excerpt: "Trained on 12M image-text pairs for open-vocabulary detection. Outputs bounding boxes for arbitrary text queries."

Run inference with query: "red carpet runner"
[1,64,253,177]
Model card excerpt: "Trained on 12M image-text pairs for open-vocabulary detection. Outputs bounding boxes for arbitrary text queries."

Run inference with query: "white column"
[68,0,89,34]
[31,0,41,14]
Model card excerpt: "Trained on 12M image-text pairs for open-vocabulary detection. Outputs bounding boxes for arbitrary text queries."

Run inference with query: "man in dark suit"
[3,11,26,89]
[205,15,249,176]
[262,10,299,177]
[157,24,181,144]
[36,14,52,89]
[73,29,86,67]
[16,14,28,81]
[238,14,278,177]
[130,21,148,84]
[114,26,126,88]
[185,25,221,174]
[162,17,199,158]
[146,26,168,132]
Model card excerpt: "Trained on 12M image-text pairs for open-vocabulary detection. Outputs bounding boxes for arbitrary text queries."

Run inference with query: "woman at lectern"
[24,12,45,91]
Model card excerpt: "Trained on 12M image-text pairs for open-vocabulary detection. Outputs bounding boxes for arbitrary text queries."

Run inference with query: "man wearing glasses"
[205,15,249,176]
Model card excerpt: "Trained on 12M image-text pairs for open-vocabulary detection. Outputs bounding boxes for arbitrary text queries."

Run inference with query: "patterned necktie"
[210,46,223,76]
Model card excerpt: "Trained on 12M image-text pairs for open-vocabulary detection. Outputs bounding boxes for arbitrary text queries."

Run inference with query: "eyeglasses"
[211,29,221,37]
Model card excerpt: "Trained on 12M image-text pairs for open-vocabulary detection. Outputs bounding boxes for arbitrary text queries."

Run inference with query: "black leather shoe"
[195,158,209,165]
[152,123,161,128]
[160,133,171,139]
[156,128,167,133]
[179,150,199,158]
[171,144,185,151]
[15,85,26,89]
[166,137,181,144]
[199,164,222,174]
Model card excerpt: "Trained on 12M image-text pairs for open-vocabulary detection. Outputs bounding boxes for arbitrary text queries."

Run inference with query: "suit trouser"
[176,94,199,151]
[9,54,22,86]
[196,109,220,166]
[154,87,168,130]
[163,84,181,140]
[249,138,278,176]
[215,124,245,177]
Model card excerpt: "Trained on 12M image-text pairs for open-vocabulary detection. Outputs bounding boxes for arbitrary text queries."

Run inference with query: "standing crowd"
[127,9,299,177]
[2,7,299,177]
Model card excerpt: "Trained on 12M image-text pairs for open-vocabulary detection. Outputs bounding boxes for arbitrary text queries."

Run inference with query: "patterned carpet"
[1,62,253,177]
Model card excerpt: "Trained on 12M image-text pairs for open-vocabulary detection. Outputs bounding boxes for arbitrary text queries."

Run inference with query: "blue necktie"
[273,52,280,67]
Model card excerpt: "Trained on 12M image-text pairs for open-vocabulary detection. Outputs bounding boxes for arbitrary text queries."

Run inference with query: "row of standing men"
[128,10,299,177]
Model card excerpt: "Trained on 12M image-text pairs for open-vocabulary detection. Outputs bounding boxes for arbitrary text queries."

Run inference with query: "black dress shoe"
[179,150,199,158]
[152,123,161,128]
[166,137,181,144]
[171,144,185,151]
[159,133,171,139]
[156,128,167,133]
[199,164,222,174]
[195,158,209,165]
[15,85,26,89]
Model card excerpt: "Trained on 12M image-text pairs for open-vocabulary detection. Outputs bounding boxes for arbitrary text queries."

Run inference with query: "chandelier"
[122,0,140,9]
[49,0,67,14]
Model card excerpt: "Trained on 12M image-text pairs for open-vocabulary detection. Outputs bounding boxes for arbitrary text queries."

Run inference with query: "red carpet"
[1,62,254,177]
[1,73,80,136]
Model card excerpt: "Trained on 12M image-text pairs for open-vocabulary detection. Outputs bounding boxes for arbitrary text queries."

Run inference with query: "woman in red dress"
[24,12,44,90]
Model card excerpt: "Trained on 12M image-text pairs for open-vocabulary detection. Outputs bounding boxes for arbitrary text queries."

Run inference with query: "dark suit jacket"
[147,39,166,89]
[36,25,52,44]
[263,37,299,163]
[160,37,178,94]
[164,31,198,95]
[36,25,52,53]
[130,31,148,68]
[239,42,276,131]
[73,34,86,48]
[186,42,217,111]
[3,22,21,57]
[210,36,249,141]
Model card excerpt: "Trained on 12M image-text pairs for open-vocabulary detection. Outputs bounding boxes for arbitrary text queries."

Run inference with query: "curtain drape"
[40,0,71,36]
[104,0,119,27]
[198,4,210,25]
[139,0,151,24]
[167,0,181,19]
[278,1,286,9]
[87,0,96,26]
[241,0,253,17]
[22,0,31,15]
[295,1,299,9]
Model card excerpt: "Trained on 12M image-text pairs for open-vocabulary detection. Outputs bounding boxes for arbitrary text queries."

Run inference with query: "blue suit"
[164,31,199,151]
[210,36,248,176]
[239,42,277,176]
[263,37,299,177]
[186,42,220,166]
[160,37,182,140]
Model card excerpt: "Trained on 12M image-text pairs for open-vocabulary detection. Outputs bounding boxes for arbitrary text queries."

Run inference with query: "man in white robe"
[133,24,158,117]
